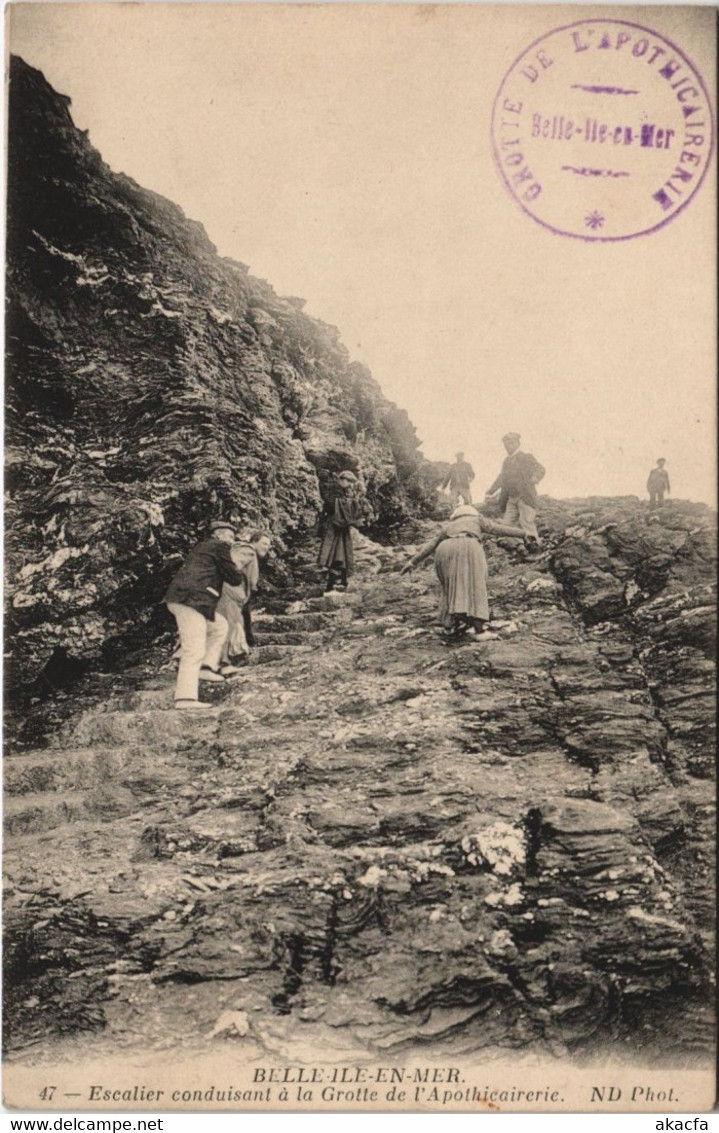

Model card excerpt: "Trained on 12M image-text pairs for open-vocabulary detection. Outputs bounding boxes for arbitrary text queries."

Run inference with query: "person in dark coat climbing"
[485,432,545,543]
[441,451,475,508]
[164,520,246,709]
[647,458,671,510]
[318,470,365,592]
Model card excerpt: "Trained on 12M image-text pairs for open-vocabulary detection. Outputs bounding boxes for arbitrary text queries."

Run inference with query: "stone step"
[247,644,314,666]
[303,592,362,612]
[4,786,135,836]
[254,611,336,631]
[289,567,323,580]
[252,631,317,647]
[4,747,126,796]
[4,744,192,799]
[53,704,221,750]
[115,687,176,712]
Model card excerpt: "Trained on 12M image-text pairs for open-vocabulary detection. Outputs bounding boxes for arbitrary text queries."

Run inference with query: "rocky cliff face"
[5,56,440,719]
[3,498,715,1071]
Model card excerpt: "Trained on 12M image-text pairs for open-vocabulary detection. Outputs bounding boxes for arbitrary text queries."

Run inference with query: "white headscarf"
[450,505,479,520]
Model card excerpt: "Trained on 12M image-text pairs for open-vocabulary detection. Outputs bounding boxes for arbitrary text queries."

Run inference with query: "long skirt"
[318,524,354,574]
[216,583,250,657]
[434,537,489,627]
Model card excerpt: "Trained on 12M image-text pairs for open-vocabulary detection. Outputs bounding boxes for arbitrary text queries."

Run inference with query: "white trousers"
[503,496,539,540]
[167,603,228,701]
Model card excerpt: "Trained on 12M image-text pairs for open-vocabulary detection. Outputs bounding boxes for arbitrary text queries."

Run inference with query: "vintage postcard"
[3,2,716,1115]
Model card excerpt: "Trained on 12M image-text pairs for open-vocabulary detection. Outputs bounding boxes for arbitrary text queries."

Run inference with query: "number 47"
[39,1086,57,1101]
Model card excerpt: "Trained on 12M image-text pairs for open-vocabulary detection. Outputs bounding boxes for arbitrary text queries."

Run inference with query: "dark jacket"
[317,491,365,573]
[488,450,545,509]
[441,460,475,491]
[164,537,245,620]
[647,467,670,493]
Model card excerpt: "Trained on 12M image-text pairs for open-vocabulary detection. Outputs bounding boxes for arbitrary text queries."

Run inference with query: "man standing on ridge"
[164,519,247,710]
[485,432,545,544]
[441,452,475,508]
[647,458,671,510]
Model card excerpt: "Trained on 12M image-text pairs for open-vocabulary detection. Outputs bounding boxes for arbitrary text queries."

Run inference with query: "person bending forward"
[401,505,526,639]
[164,520,246,709]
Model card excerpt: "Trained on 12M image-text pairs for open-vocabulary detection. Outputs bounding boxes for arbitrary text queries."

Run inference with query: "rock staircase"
[3,500,715,1066]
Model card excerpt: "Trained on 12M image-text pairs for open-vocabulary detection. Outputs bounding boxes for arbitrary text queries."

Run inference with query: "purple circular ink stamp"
[491,19,715,241]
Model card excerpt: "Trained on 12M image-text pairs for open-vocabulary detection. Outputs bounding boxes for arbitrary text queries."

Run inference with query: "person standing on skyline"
[647,458,671,510]
[441,452,475,508]
[485,432,545,544]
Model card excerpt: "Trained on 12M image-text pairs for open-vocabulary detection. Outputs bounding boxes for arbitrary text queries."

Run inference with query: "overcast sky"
[8,3,717,503]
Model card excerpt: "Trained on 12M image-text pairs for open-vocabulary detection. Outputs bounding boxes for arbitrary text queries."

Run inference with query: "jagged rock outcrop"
[4,498,715,1070]
[5,56,441,714]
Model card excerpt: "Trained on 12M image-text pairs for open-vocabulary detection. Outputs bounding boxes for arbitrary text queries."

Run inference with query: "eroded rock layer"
[5,56,438,712]
[4,498,715,1065]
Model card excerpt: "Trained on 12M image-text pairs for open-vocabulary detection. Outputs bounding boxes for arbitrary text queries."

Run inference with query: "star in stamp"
[491,19,714,241]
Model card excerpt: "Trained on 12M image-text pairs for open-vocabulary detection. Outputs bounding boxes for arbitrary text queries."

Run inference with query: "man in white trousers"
[164,520,246,710]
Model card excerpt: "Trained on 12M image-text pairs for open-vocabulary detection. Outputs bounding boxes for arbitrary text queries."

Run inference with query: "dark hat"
[502,432,521,443]
[657,457,666,464]
[210,520,236,535]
